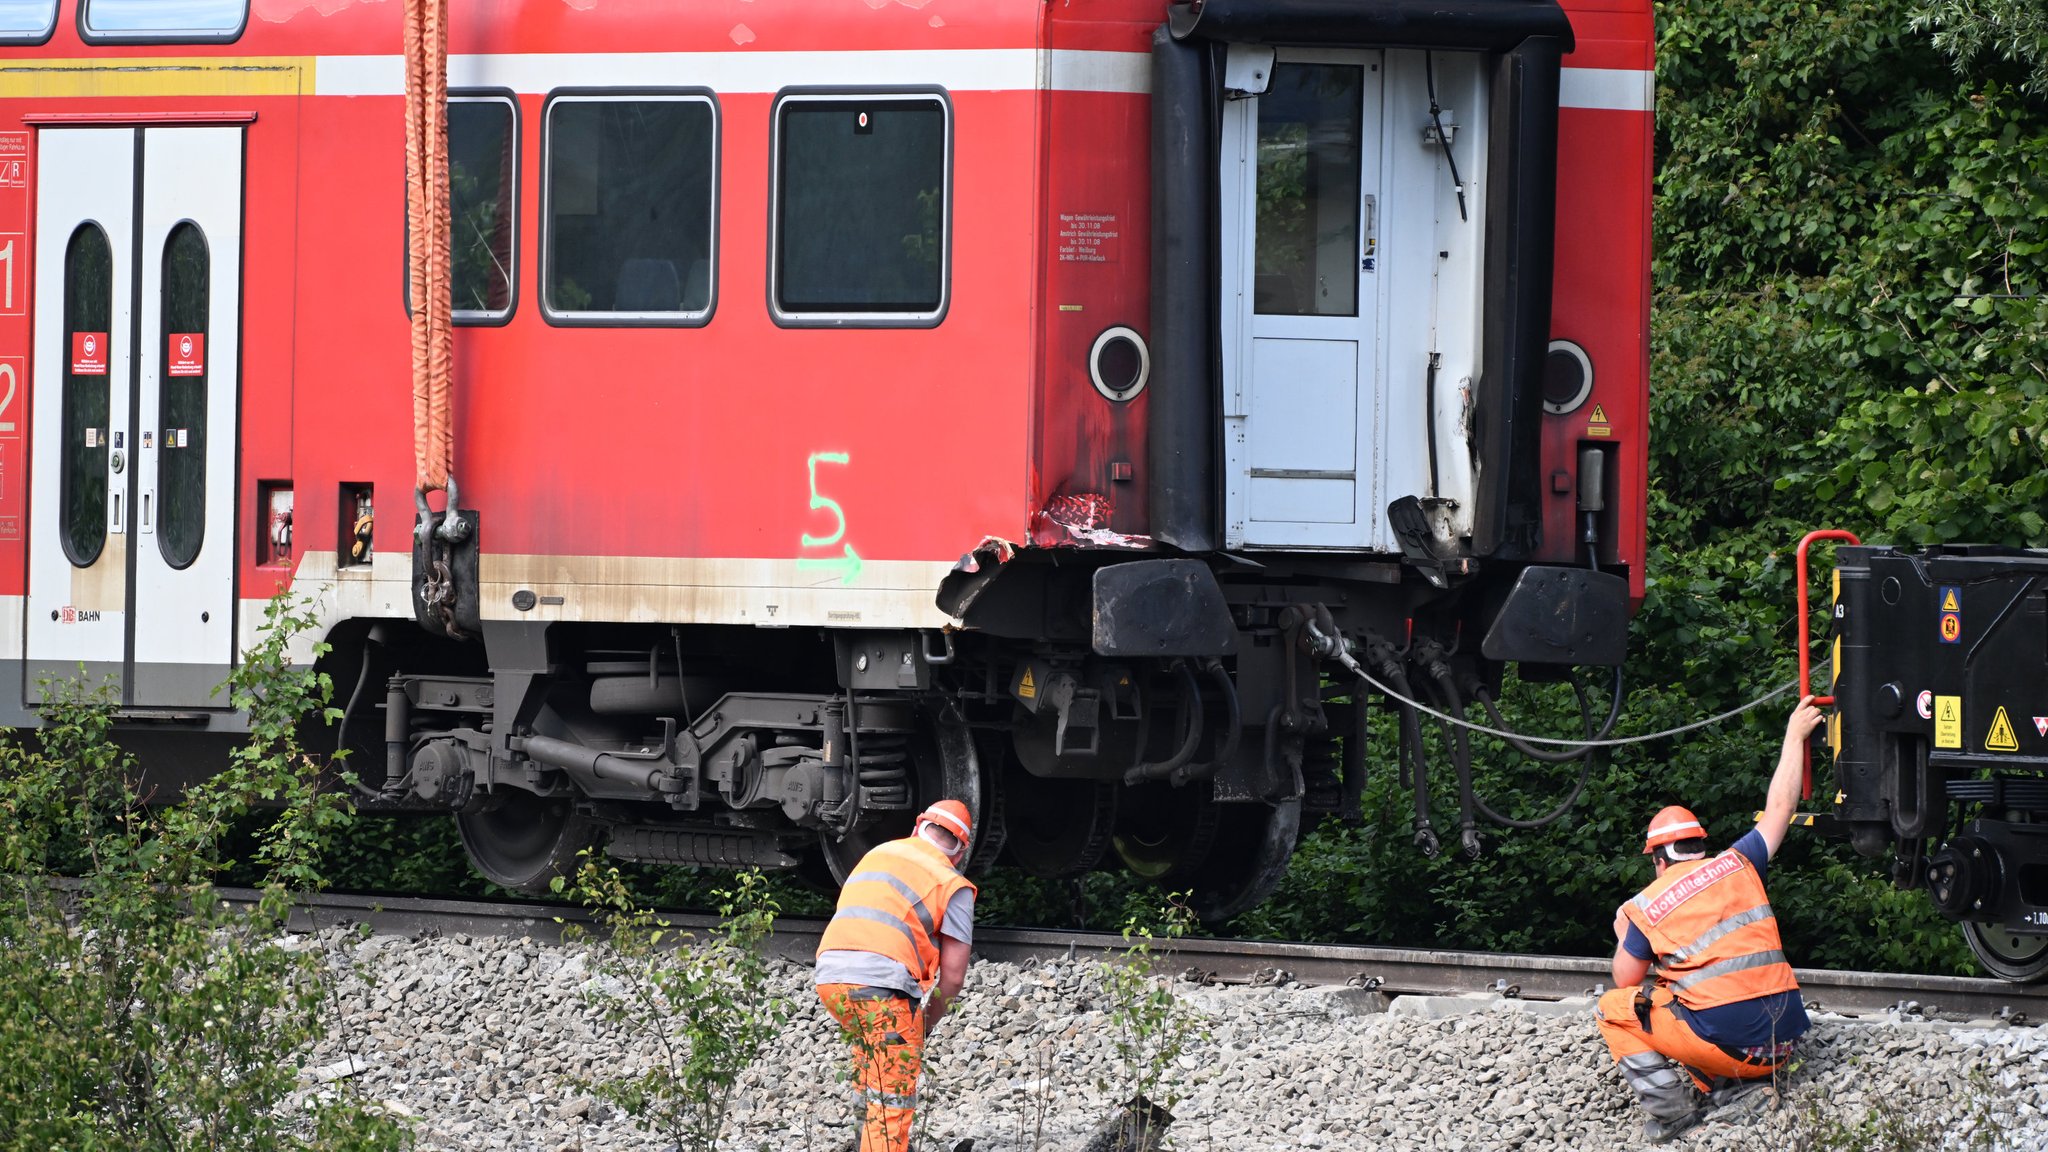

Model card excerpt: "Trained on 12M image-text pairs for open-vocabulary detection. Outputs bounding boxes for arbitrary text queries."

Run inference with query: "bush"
[0,594,412,1150]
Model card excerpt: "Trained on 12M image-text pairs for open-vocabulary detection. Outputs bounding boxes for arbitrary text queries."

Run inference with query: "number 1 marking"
[0,239,13,311]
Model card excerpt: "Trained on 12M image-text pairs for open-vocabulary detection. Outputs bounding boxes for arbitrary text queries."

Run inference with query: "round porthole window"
[1542,339,1594,415]
[1089,326,1150,403]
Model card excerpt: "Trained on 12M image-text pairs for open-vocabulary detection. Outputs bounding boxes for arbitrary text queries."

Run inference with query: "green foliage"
[1096,893,1207,1145]
[556,861,790,1150]
[0,594,411,1150]
[1914,0,2048,93]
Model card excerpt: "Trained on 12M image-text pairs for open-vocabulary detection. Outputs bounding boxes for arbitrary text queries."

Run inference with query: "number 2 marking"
[0,362,17,432]
[801,451,850,548]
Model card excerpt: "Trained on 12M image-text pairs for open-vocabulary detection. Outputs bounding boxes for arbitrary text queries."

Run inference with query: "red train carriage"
[0,0,1652,916]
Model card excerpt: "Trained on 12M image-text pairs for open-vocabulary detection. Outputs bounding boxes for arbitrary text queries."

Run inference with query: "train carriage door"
[26,126,241,707]
[131,127,242,707]
[1221,49,1385,550]
[1220,48,1487,552]
[27,130,137,698]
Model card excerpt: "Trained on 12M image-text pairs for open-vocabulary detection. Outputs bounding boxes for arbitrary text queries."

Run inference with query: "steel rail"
[265,889,2047,1024]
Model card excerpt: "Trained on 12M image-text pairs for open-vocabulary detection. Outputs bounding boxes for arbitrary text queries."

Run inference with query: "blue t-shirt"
[1622,828,1809,1047]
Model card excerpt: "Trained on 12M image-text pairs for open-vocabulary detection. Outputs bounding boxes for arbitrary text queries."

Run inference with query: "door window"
[158,222,208,570]
[60,223,112,567]
[1255,63,1364,317]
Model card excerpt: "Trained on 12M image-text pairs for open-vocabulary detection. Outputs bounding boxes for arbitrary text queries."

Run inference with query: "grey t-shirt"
[815,888,974,996]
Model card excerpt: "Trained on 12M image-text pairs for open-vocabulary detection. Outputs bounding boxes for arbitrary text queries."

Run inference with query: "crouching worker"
[815,800,977,1152]
[1596,697,1825,1144]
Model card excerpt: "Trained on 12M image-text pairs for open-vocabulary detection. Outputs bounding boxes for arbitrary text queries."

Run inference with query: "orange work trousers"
[1597,984,1792,1092]
[819,983,926,1152]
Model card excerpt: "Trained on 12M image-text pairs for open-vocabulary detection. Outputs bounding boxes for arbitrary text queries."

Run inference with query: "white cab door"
[28,129,135,697]
[1223,50,1384,550]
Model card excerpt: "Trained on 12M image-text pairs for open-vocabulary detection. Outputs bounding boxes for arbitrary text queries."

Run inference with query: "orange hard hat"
[1642,805,1706,854]
[916,799,973,847]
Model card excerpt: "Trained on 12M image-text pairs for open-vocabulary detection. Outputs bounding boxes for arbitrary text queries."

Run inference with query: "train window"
[158,222,209,571]
[406,95,519,323]
[543,93,717,326]
[450,96,518,320]
[772,92,949,326]
[60,223,112,569]
[80,0,246,43]
[0,0,55,43]
[1254,62,1365,318]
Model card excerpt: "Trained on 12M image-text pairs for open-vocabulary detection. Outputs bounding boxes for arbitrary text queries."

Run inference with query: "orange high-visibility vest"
[817,835,977,993]
[1621,848,1799,1011]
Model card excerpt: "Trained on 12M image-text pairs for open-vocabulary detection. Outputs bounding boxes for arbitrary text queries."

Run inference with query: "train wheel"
[1113,782,1222,884]
[1963,922,2048,983]
[815,706,974,885]
[1001,756,1117,878]
[456,789,595,894]
[963,730,1010,877]
[1186,799,1300,924]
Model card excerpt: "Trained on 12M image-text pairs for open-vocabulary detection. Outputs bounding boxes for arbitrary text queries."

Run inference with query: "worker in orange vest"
[815,799,977,1152]
[1596,696,1826,1144]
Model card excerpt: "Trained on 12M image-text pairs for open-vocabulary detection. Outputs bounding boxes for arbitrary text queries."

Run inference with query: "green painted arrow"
[797,543,863,586]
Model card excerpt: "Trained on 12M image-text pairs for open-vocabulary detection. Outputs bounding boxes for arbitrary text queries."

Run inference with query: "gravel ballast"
[292,926,2048,1151]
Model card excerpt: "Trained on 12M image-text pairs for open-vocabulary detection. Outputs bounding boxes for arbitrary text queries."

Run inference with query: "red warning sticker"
[168,333,204,377]
[71,332,107,375]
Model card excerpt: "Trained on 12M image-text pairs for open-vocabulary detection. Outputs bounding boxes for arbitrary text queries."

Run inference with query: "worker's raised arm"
[1758,696,1826,860]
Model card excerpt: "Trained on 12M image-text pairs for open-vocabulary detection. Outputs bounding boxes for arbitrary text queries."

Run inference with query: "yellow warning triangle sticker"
[1941,588,1960,612]
[1018,667,1037,699]
[1987,706,2020,752]
[1589,404,1609,424]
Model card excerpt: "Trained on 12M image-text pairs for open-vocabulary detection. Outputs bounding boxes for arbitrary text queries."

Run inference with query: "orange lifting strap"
[403,0,453,495]
[1794,529,1861,799]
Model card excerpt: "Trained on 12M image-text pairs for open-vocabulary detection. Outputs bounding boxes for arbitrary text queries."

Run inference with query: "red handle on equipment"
[1794,529,1860,799]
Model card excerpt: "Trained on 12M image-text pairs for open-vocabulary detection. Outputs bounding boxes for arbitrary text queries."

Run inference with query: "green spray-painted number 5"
[798,452,862,585]
[801,452,850,547]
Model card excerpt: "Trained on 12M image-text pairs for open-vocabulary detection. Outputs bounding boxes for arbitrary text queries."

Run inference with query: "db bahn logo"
[57,605,102,624]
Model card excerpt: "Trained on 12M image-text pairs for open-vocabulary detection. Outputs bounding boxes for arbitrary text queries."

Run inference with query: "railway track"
[268,889,2048,1025]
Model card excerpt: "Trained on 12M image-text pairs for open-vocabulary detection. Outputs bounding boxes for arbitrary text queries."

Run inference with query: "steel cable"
[1343,657,1799,749]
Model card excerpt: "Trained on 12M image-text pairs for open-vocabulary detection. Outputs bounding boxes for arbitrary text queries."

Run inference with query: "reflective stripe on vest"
[848,870,939,939]
[817,835,977,992]
[1670,948,1793,994]
[1668,903,1776,965]
[1622,849,1799,1011]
